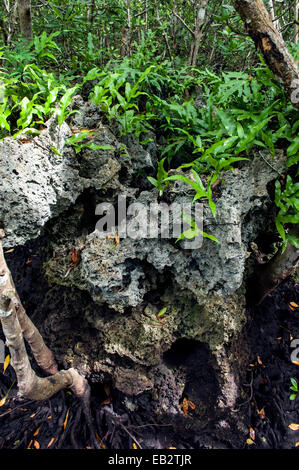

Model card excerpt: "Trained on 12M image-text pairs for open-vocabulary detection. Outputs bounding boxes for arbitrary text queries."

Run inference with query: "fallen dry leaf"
[33,440,40,449]
[288,423,299,431]
[246,438,255,445]
[289,302,299,308]
[33,428,40,437]
[96,433,105,449]
[257,407,266,420]
[188,400,196,410]
[250,427,255,440]
[181,397,189,415]
[0,396,6,407]
[63,409,70,430]
[47,438,55,448]
[3,355,10,374]
[101,398,111,405]
[71,249,79,264]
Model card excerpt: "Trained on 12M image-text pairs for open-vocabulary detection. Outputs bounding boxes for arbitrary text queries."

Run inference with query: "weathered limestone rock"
[0,113,131,248]
[41,147,286,404]
[0,100,287,437]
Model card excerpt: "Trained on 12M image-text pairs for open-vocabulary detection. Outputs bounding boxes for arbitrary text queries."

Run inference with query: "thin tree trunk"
[88,0,96,26]
[145,0,148,32]
[126,0,132,56]
[232,1,299,302]
[233,0,299,111]
[172,0,178,54]
[4,0,18,44]
[0,230,90,402]
[155,2,173,62]
[295,0,299,44]
[189,0,209,67]
[17,0,33,40]
[268,0,281,32]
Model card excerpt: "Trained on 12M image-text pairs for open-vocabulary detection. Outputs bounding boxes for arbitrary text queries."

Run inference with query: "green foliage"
[274,176,299,252]
[56,86,79,126]
[87,64,155,136]
[0,1,297,250]
[290,377,298,401]
[1,33,61,79]
[147,157,169,196]
[65,130,114,154]
[176,213,219,244]
[166,169,216,218]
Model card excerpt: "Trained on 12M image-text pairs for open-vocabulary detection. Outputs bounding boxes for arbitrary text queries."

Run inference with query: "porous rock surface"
[0,100,287,445]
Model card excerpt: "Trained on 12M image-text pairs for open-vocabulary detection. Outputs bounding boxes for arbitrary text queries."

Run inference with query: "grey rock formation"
[0,112,130,248]
[43,146,286,398]
[0,101,287,437]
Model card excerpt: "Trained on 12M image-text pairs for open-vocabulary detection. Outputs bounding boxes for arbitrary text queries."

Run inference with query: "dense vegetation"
[0,0,298,248]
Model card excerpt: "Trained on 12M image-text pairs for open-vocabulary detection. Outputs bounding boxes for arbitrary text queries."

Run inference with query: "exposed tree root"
[250,227,299,305]
[0,229,93,414]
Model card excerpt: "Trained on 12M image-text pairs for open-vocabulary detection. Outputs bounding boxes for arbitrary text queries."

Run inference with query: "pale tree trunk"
[0,230,90,403]
[155,1,173,62]
[295,0,299,45]
[120,0,132,57]
[172,0,178,53]
[3,0,19,44]
[17,0,33,40]
[188,0,209,66]
[233,0,299,111]
[268,0,281,32]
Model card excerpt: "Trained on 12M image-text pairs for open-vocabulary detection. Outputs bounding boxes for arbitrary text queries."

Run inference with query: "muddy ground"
[0,240,298,450]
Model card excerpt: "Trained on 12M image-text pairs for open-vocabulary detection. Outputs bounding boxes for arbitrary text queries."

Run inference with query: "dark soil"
[0,238,298,449]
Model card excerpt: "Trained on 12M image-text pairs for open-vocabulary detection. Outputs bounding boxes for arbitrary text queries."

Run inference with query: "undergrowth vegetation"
[0,24,298,249]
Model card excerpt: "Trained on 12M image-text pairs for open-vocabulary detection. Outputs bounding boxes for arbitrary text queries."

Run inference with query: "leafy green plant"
[147,157,169,196]
[166,169,217,218]
[56,86,79,126]
[88,64,154,136]
[290,377,298,401]
[157,307,167,318]
[274,176,299,252]
[65,130,114,153]
[286,132,299,171]
[32,31,61,62]
[0,98,12,134]
[176,213,219,244]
